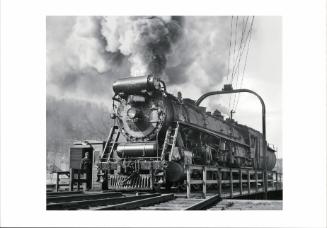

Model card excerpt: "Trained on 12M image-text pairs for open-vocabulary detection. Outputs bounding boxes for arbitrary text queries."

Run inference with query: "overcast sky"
[224,17,282,157]
[234,17,282,157]
[47,16,282,157]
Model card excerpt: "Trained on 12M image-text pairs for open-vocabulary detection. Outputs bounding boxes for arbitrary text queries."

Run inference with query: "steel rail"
[47,192,122,204]
[47,193,161,210]
[95,194,175,210]
[185,194,222,210]
[47,191,83,196]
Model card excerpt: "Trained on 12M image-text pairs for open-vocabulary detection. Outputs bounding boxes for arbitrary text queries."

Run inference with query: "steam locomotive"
[94,75,276,190]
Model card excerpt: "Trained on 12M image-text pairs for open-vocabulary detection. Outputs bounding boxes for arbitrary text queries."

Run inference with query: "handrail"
[185,165,282,199]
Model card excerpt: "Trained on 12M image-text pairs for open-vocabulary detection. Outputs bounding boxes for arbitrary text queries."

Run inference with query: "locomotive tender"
[94,75,276,190]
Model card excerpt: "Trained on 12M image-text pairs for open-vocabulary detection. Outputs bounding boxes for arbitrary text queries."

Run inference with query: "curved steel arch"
[195,87,268,199]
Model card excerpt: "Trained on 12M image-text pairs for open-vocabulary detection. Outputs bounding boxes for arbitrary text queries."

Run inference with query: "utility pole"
[196,84,268,199]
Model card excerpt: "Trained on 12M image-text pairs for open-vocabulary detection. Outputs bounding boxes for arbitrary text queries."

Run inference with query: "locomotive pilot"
[80,152,92,191]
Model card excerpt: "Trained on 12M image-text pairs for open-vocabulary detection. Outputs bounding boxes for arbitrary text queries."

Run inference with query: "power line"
[226,16,234,82]
[234,16,254,112]
[230,16,249,110]
[230,16,239,83]
[231,16,253,110]
[228,16,237,111]
[230,16,249,82]
[232,16,254,82]
[234,29,253,111]
[228,16,252,112]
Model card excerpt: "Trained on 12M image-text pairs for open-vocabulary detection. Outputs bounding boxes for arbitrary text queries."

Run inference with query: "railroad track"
[47,191,221,210]
[47,192,175,210]
[47,191,83,197]
[140,194,221,210]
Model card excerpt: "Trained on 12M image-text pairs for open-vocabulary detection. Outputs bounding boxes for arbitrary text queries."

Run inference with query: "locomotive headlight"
[127,108,138,119]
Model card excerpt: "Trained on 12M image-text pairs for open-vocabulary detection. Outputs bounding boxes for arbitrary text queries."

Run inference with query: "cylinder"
[266,150,277,170]
[166,162,184,182]
[113,75,161,94]
[116,141,158,157]
[258,150,277,171]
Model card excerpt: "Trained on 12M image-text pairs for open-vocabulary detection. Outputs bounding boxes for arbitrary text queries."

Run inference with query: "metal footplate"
[108,174,153,190]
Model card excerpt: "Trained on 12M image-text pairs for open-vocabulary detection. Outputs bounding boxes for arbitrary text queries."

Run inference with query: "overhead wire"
[231,16,253,110]
[226,16,234,82]
[230,16,249,81]
[230,16,239,83]
[228,16,238,111]
[231,16,254,83]
[226,16,254,116]
[230,16,249,111]
[228,17,234,111]
[234,16,254,112]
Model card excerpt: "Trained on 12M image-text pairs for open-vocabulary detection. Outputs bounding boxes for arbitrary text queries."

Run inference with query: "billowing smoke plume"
[101,16,183,76]
[46,16,248,170]
[47,16,129,106]
[47,16,242,104]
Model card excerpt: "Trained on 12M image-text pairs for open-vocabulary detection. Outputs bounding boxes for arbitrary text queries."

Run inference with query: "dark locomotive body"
[93,75,277,190]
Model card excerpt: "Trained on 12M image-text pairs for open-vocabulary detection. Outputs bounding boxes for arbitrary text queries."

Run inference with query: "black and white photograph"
[1,0,326,227]
[46,16,282,210]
